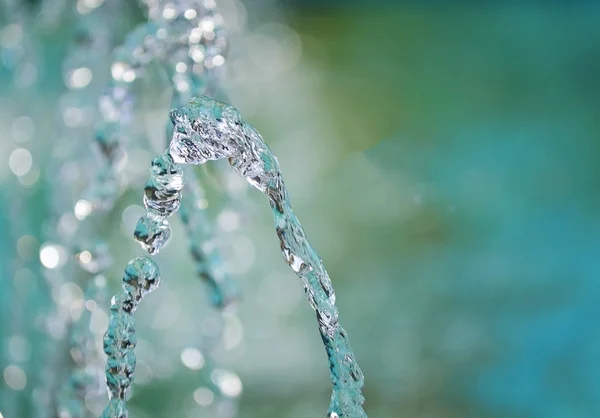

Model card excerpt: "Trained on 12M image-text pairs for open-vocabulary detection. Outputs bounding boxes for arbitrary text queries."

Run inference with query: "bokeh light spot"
[9,148,32,176]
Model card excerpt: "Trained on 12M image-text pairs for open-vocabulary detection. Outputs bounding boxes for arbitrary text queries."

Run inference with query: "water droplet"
[143,153,183,217]
[122,257,161,303]
[133,214,171,255]
[101,398,127,418]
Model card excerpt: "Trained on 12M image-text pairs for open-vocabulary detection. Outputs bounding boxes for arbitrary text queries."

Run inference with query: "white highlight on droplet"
[78,250,92,264]
[190,47,205,63]
[9,148,32,176]
[39,244,60,269]
[122,70,136,83]
[67,67,93,89]
[85,299,97,311]
[83,0,104,8]
[63,107,84,127]
[193,387,214,406]
[201,19,215,32]
[111,62,126,80]
[181,348,205,370]
[74,199,93,220]
[196,198,208,209]
[156,28,167,39]
[211,369,242,398]
[184,8,197,20]
[162,5,176,20]
[3,365,27,390]
[212,55,225,67]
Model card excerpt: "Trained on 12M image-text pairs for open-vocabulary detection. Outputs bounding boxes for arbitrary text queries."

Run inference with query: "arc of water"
[101,6,240,413]
[93,0,238,311]
[138,96,367,418]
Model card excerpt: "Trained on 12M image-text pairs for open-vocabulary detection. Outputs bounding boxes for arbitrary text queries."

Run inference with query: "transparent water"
[168,96,367,417]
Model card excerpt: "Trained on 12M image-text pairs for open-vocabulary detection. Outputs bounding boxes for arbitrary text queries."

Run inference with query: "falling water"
[97,1,243,416]
[101,257,161,418]
[1,1,366,416]
[166,96,367,417]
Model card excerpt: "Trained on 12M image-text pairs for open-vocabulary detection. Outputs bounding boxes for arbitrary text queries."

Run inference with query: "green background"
[2,1,600,417]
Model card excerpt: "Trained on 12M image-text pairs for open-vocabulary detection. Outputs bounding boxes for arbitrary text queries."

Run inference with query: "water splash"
[133,152,182,254]
[168,96,367,417]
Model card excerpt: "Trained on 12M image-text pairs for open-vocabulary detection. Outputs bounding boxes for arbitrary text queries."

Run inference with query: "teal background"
[2,1,600,417]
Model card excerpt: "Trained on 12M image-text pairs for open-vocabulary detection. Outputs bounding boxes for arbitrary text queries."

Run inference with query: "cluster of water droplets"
[1,0,366,415]
[168,96,366,417]
[96,2,242,416]
[93,0,226,175]
[101,257,161,418]
[134,152,183,254]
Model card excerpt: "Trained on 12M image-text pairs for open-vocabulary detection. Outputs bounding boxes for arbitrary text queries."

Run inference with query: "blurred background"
[2,0,600,417]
